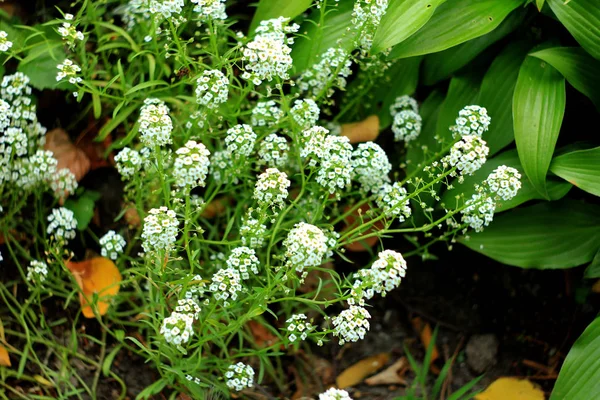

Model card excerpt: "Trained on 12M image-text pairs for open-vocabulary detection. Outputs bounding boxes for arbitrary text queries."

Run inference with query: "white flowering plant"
[3,0,598,398]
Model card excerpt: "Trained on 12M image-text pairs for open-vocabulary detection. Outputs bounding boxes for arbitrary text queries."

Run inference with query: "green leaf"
[18,41,68,90]
[584,249,600,279]
[551,316,600,399]
[388,0,525,59]
[371,0,446,54]
[530,47,600,109]
[550,147,600,197]
[64,190,101,231]
[478,41,531,155]
[460,199,600,269]
[102,345,121,377]
[376,57,422,128]
[250,0,312,33]
[547,0,600,60]
[422,7,526,85]
[291,1,355,74]
[440,149,572,212]
[513,54,566,199]
[536,0,545,11]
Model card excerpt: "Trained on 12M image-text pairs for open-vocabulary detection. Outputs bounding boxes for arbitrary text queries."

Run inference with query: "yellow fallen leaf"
[411,317,439,365]
[34,375,54,387]
[0,344,10,367]
[475,377,545,400]
[341,115,380,143]
[67,257,122,318]
[336,353,390,388]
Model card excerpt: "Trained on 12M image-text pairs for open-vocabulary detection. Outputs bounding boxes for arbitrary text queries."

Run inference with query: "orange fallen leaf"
[336,352,390,388]
[0,344,11,367]
[411,317,439,366]
[342,204,384,252]
[364,357,408,386]
[341,115,380,143]
[475,377,545,400]
[44,128,91,182]
[66,257,122,318]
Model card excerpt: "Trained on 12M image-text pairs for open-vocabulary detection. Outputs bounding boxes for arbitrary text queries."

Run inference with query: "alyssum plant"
[0,0,522,397]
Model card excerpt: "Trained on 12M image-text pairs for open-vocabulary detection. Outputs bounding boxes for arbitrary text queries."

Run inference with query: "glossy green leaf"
[584,249,600,279]
[551,316,600,399]
[513,55,566,199]
[478,41,531,155]
[371,0,446,54]
[388,0,524,59]
[377,57,422,128]
[547,0,600,60]
[250,0,312,32]
[422,7,526,85]
[291,1,355,74]
[460,199,600,269]
[64,191,101,231]
[441,149,571,212]
[530,47,600,109]
[536,0,545,11]
[550,147,600,197]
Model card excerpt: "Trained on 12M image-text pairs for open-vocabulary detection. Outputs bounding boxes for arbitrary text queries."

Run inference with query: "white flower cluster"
[226,246,260,280]
[225,124,257,159]
[56,59,83,84]
[240,215,267,249]
[443,135,489,177]
[251,100,283,127]
[138,98,173,147]
[285,314,315,343]
[184,274,207,300]
[50,168,78,201]
[484,165,521,201]
[283,222,329,273]
[351,142,391,193]
[209,150,232,184]
[299,126,330,164]
[191,0,227,21]
[0,31,12,52]
[241,17,299,85]
[141,207,179,252]
[319,388,353,400]
[1,72,32,101]
[351,0,389,50]
[375,182,412,222]
[173,140,211,188]
[352,250,407,304]
[47,207,77,243]
[315,136,354,195]
[1,127,28,158]
[290,98,320,129]
[253,168,291,211]
[210,267,242,306]
[332,305,371,345]
[114,147,143,179]
[461,193,495,233]
[451,105,491,138]
[148,0,184,18]
[195,69,229,108]
[225,362,255,391]
[258,133,289,168]
[99,230,127,260]
[161,310,195,346]
[15,150,58,189]
[392,110,422,143]
[390,95,419,116]
[27,260,48,284]
[298,47,352,98]
[58,16,85,49]
[175,298,202,319]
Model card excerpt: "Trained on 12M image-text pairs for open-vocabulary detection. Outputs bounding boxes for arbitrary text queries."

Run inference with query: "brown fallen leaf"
[123,205,141,228]
[342,204,384,252]
[336,353,390,388]
[364,357,408,386]
[247,320,280,348]
[474,377,545,400]
[0,344,11,367]
[592,279,600,294]
[44,128,91,182]
[411,317,439,367]
[66,257,122,318]
[341,115,380,144]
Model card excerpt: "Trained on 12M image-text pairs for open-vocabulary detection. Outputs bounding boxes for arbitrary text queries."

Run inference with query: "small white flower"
[47,207,77,243]
[141,206,179,252]
[443,135,489,176]
[390,95,419,116]
[99,230,127,260]
[225,362,255,391]
[209,267,243,306]
[0,30,13,52]
[251,100,283,128]
[484,165,521,201]
[298,47,352,98]
[225,124,257,159]
[352,250,407,304]
[56,59,82,83]
[50,168,78,201]
[285,314,315,343]
[392,110,422,143]
[253,168,290,211]
[351,0,389,50]
[332,306,371,345]
[283,222,329,273]
[138,98,173,147]
[27,260,48,285]
[461,192,496,232]
[240,214,267,249]
[114,147,143,179]
[290,98,320,129]
[191,0,227,20]
[226,246,260,280]
[173,140,211,188]
[161,310,195,346]
[258,133,289,168]
[375,182,411,222]
[450,105,491,138]
[315,136,354,195]
[351,142,391,193]
[195,69,229,108]
[319,388,353,400]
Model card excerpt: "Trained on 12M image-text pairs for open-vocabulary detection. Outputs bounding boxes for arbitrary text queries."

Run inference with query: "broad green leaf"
[422,7,526,85]
[551,316,600,399]
[250,0,312,32]
[536,0,545,11]
[530,47,600,109]
[388,0,524,59]
[377,57,421,128]
[513,54,565,199]
[64,190,101,231]
[291,1,355,74]
[18,42,68,90]
[440,149,571,212]
[460,199,600,269]
[406,90,445,174]
[550,147,600,197]
[478,41,531,155]
[547,0,600,60]
[371,0,446,54]
[584,249,600,279]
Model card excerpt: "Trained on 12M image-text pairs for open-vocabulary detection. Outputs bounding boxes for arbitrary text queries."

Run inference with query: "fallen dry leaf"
[0,344,11,367]
[341,115,380,143]
[44,128,91,182]
[411,317,439,366]
[66,257,122,318]
[336,353,390,388]
[342,204,384,252]
[247,320,280,348]
[364,357,408,386]
[475,377,545,400]
[592,279,600,294]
